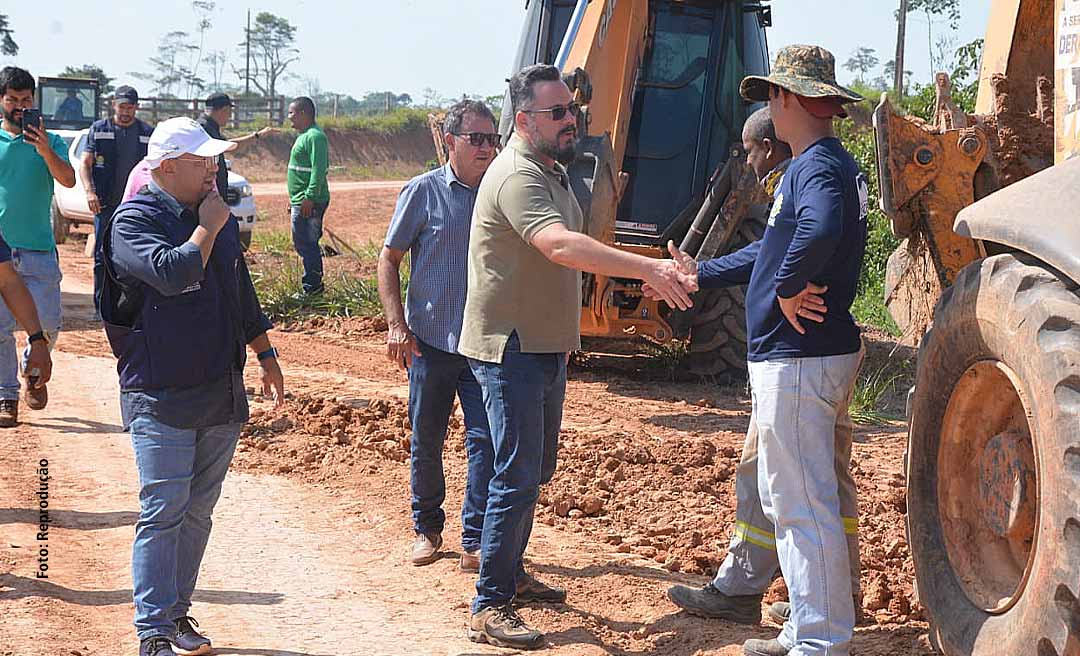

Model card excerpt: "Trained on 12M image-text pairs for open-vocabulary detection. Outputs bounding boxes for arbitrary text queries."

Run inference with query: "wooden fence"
[96,96,288,127]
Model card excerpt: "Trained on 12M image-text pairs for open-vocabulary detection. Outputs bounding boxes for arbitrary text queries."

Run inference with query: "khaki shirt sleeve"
[497,170,567,243]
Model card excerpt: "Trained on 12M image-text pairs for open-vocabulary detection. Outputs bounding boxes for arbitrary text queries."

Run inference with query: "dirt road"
[251,180,407,197]
[0,202,931,654]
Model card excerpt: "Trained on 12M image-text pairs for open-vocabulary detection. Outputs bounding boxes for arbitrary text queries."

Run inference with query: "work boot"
[516,570,567,603]
[24,378,47,410]
[468,604,544,650]
[667,583,762,624]
[410,532,442,566]
[767,598,864,625]
[460,549,480,573]
[742,638,790,656]
[0,400,18,428]
[139,637,177,656]
[171,616,212,655]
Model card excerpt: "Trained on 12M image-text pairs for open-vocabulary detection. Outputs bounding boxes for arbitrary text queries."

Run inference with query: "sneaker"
[171,616,212,655]
[743,638,789,656]
[667,583,762,624]
[516,570,566,603]
[140,637,178,656]
[0,400,17,428]
[767,598,864,626]
[410,532,442,566]
[468,604,543,650]
[24,377,47,410]
[460,549,480,573]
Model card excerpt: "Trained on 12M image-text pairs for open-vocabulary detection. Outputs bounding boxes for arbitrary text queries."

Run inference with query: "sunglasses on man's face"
[523,102,581,122]
[452,132,500,148]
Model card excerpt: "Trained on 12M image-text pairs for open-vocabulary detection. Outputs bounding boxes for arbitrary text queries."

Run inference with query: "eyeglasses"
[173,155,216,170]
[452,132,500,148]
[522,102,581,121]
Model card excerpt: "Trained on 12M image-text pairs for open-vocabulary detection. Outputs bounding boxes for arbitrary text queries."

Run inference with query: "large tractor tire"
[685,202,766,379]
[907,253,1080,656]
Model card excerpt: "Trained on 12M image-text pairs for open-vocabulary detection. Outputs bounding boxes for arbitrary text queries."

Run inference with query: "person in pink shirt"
[121,158,152,203]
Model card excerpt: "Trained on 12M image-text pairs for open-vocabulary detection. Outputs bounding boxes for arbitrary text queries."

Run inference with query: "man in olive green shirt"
[286,96,330,294]
[461,64,697,651]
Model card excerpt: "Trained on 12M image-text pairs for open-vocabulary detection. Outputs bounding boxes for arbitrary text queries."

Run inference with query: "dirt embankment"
[230,125,436,182]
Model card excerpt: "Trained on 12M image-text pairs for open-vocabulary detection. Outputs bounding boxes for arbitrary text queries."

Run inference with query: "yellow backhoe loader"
[874,0,1080,653]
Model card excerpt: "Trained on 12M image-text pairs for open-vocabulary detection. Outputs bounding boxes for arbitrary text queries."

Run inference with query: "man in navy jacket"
[100,117,284,656]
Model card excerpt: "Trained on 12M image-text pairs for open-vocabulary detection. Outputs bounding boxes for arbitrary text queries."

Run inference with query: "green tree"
[844,47,880,85]
[906,0,961,78]
[0,14,16,56]
[234,12,299,99]
[60,65,115,95]
[132,31,202,97]
[187,1,216,97]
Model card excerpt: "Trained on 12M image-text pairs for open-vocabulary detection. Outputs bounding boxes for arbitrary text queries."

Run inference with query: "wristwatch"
[28,331,48,346]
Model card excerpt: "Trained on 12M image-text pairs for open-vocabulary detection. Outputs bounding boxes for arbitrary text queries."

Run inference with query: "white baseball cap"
[145,117,237,169]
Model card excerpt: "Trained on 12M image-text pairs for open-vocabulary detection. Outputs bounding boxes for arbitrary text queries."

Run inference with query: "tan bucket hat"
[740,44,864,106]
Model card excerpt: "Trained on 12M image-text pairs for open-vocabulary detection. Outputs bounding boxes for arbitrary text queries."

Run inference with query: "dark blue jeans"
[290,201,329,293]
[468,333,565,612]
[409,339,493,552]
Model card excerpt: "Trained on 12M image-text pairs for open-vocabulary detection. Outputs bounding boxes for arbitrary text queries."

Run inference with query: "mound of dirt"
[236,393,460,480]
[230,126,435,182]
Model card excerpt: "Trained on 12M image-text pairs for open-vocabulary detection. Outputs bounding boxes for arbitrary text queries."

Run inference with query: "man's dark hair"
[509,64,562,113]
[743,107,792,156]
[444,99,496,135]
[0,67,35,97]
[292,96,316,118]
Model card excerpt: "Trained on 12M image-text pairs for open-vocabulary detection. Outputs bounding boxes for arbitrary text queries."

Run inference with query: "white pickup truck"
[50,128,259,249]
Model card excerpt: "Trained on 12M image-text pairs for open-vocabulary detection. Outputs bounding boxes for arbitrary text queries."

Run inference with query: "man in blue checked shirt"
[377,99,498,572]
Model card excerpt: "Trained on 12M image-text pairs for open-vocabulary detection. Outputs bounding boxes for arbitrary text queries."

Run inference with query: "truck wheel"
[687,286,748,378]
[240,231,252,251]
[907,253,1080,655]
[51,199,70,245]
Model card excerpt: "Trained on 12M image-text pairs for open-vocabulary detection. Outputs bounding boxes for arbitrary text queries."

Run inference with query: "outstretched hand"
[778,283,829,334]
[641,241,699,307]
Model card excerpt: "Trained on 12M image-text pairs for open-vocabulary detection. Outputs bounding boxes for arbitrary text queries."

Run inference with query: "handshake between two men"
[642,240,829,335]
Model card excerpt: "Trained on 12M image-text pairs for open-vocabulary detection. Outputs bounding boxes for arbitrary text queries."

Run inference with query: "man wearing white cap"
[99,117,285,656]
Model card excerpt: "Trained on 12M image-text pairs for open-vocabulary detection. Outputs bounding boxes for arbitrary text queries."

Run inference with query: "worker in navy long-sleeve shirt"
[657,45,870,656]
[99,117,285,656]
[696,135,867,360]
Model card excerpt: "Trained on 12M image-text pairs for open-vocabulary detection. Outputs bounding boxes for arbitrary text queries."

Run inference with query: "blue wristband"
[256,347,278,362]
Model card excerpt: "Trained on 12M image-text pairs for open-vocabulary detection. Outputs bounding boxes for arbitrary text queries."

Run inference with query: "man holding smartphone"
[0,66,75,427]
[99,117,285,656]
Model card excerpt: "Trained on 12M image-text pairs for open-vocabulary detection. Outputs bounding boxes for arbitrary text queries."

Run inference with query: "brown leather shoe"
[410,532,442,566]
[460,549,480,573]
[743,638,790,656]
[0,399,18,427]
[468,604,543,650]
[516,570,566,603]
[24,378,47,410]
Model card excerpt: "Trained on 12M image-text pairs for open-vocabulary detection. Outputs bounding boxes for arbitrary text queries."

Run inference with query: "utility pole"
[245,9,251,96]
[894,0,909,100]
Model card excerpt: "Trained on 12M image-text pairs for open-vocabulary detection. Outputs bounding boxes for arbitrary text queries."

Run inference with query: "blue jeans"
[409,339,493,552]
[290,201,328,294]
[750,352,862,656]
[129,416,242,640]
[0,249,62,401]
[468,334,565,612]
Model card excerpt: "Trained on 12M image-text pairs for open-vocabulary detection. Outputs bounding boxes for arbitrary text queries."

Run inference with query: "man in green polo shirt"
[286,96,330,295]
[460,63,697,650]
[0,66,75,427]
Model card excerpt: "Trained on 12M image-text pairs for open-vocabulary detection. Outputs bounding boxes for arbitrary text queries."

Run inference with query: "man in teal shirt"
[0,66,75,426]
[286,96,330,295]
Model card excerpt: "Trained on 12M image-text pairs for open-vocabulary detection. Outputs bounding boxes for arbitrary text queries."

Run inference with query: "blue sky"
[3,1,990,101]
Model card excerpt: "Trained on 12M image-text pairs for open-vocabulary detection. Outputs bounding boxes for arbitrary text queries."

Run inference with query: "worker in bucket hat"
[658,45,869,656]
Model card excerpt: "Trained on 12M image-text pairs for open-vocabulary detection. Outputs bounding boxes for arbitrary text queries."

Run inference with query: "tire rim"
[937,359,1038,613]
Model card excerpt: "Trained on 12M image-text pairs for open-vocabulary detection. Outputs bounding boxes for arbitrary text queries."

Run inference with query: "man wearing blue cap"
[80,84,154,314]
[197,92,274,198]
